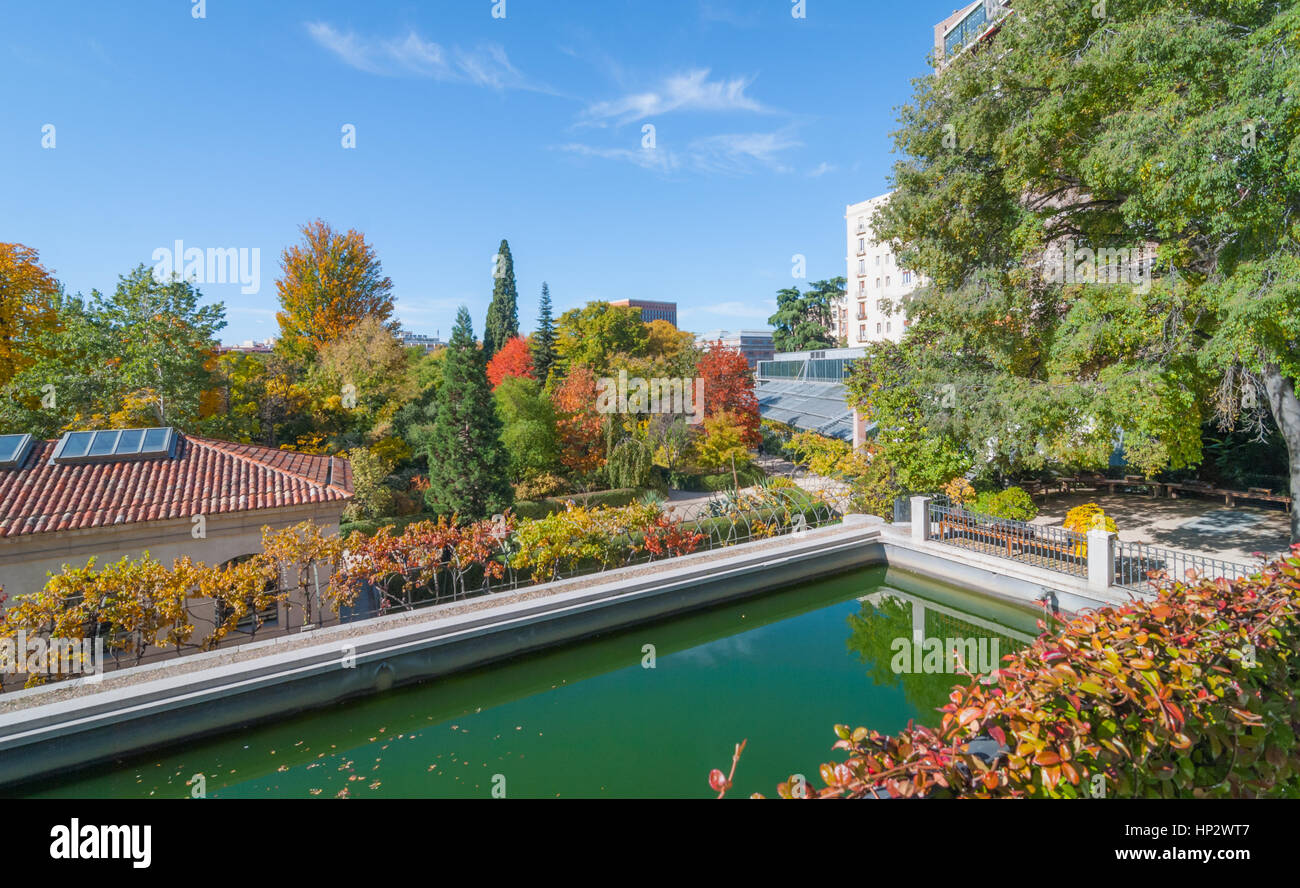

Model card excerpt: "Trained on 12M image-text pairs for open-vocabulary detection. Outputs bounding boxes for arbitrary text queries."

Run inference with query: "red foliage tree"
[698,344,760,447]
[553,365,605,478]
[486,335,535,388]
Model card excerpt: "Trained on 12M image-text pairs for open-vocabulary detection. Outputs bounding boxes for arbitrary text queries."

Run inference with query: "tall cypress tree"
[425,306,512,521]
[483,238,519,360]
[531,281,557,385]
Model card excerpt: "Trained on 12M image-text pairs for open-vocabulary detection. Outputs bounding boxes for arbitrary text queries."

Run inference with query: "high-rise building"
[934,1,1012,70]
[609,299,677,327]
[843,192,922,347]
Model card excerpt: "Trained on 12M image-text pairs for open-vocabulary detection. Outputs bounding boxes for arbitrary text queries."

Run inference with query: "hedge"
[751,545,1300,799]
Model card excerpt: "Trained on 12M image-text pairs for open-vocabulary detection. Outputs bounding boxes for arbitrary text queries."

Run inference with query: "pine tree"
[483,238,519,360]
[531,281,558,384]
[424,307,513,521]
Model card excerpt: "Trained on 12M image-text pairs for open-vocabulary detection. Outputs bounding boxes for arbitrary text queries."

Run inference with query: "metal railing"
[928,501,1087,578]
[1114,541,1256,592]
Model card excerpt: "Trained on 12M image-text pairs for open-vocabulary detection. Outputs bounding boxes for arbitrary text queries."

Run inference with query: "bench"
[936,511,1081,563]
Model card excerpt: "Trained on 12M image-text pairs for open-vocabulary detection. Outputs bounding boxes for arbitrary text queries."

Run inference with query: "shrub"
[943,477,976,506]
[848,447,901,520]
[744,547,1300,798]
[515,472,568,501]
[972,486,1038,522]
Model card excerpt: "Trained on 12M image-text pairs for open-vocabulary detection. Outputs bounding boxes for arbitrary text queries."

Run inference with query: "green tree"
[531,281,558,385]
[484,239,519,361]
[1,266,225,435]
[554,301,648,375]
[424,307,512,520]
[768,278,843,352]
[865,0,1300,540]
[494,375,559,482]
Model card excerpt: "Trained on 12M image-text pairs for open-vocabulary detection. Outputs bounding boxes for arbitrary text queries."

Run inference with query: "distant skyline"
[1,0,939,344]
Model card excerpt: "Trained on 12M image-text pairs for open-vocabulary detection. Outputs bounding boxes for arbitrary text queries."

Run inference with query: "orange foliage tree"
[275,219,397,357]
[0,242,61,388]
[698,344,760,447]
[486,335,535,388]
[553,364,605,479]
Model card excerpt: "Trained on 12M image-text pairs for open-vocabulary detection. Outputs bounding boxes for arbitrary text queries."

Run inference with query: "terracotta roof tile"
[0,435,353,539]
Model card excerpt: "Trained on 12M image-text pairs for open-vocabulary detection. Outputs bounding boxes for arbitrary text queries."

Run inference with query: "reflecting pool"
[19,565,1043,799]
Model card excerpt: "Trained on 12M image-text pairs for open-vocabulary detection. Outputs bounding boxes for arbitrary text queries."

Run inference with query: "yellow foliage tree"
[0,242,60,388]
[275,219,397,357]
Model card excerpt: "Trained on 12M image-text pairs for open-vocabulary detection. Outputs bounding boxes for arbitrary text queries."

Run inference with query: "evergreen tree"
[425,307,513,521]
[531,281,558,384]
[483,238,519,360]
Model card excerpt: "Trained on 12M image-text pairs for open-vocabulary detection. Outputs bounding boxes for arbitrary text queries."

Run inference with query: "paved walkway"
[1029,492,1291,563]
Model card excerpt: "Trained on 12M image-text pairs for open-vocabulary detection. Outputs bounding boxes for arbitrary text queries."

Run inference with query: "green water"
[18,565,1043,799]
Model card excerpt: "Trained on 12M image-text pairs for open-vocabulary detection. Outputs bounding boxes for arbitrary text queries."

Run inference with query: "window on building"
[858,238,865,253]
[858,280,865,293]
[886,322,892,333]
[858,260,866,274]
[886,276,891,287]
[859,324,866,339]
[876,278,881,288]
[903,271,912,284]
[857,301,866,320]
[875,255,881,265]
[876,323,882,334]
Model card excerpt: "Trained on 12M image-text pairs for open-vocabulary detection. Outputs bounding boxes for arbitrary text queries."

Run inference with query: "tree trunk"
[1261,364,1300,544]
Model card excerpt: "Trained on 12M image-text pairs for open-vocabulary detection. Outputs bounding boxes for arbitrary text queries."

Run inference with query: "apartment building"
[843,193,921,346]
[609,299,678,327]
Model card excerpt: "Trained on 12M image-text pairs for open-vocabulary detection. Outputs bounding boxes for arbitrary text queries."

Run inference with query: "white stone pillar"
[911,495,932,543]
[1087,529,1116,592]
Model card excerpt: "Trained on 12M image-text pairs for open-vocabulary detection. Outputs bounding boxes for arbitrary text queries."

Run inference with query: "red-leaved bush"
[726,545,1300,799]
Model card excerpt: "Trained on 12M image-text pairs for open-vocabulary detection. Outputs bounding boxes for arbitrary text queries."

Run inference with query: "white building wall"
[843,192,922,347]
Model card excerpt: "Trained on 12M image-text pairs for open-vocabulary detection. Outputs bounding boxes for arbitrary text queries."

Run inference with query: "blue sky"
[1,0,939,345]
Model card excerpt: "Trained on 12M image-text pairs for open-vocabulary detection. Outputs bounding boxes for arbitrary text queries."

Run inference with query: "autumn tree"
[552,364,605,481]
[697,344,759,447]
[483,238,519,360]
[311,316,415,438]
[424,307,512,520]
[275,220,396,359]
[0,243,60,389]
[486,335,535,388]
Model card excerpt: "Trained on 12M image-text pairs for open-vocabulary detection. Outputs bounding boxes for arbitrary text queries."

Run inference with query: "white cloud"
[578,68,769,126]
[560,128,800,177]
[306,22,546,92]
[807,161,835,178]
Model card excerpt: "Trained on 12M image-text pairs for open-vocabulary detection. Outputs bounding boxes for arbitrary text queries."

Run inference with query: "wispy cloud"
[306,22,549,92]
[578,68,769,126]
[807,161,835,178]
[560,128,801,177]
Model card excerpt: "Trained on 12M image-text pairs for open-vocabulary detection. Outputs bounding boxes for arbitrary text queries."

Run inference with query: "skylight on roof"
[50,428,178,465]
[0,433,34,470]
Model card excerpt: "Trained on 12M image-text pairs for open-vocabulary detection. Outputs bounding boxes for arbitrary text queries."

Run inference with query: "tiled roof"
[0,435,353,539]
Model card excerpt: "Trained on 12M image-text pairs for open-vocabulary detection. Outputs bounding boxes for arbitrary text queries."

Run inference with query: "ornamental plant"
[1064,502,1118,556]
[732,546,1300,799]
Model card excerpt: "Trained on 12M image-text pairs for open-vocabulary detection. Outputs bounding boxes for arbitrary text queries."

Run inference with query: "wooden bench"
[937,511,1080,563]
